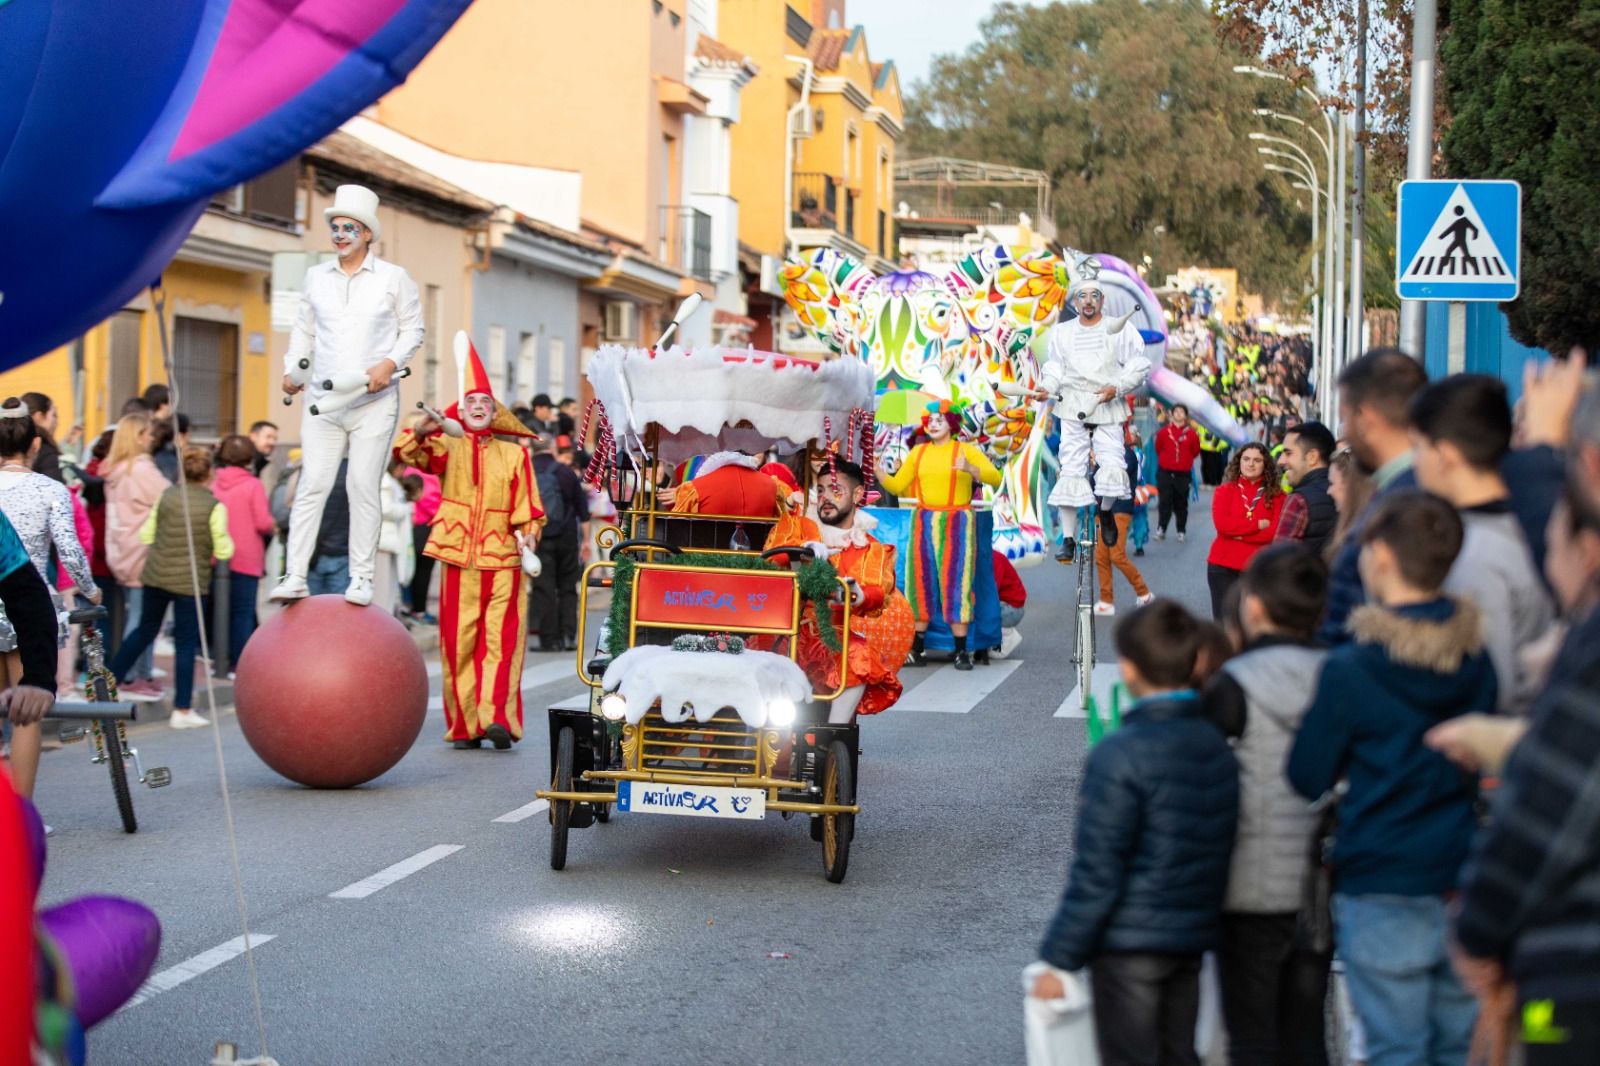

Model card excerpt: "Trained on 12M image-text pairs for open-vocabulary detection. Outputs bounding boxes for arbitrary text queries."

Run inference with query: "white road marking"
[493,798,550,823]
[1053,663,1123,718]
[892,660,1022,713]
[119,934,277,1012]
[329,845,463,899]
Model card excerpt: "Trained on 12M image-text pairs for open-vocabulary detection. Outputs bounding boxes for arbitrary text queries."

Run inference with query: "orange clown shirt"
[765,513,914,715]
[395,428,544,569]
[671,457,790,518]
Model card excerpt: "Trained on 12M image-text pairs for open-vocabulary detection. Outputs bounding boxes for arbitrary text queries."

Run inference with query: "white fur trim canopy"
[601,645,812,728]
[587,345,876,465]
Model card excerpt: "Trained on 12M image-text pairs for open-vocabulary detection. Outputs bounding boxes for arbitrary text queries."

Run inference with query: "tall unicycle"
[1072,505,1096,713]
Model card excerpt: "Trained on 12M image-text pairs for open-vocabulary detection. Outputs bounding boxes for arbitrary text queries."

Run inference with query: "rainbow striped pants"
[907,507,977,626]
[438,564,528,742]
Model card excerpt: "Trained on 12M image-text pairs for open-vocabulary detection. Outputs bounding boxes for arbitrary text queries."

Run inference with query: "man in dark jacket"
[1318,349,1427,644]
[1274,420,1338,555]
[1034,600,1238,1066]
[530,437,588,651]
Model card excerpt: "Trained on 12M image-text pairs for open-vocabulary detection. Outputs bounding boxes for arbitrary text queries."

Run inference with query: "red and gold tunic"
[395,415,544,742]
[766,514,914,716]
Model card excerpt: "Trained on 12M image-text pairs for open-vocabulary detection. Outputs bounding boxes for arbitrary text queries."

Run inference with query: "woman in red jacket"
[1205,442,1284,620]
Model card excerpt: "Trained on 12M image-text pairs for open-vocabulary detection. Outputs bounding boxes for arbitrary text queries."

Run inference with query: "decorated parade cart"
[535,343,878,882]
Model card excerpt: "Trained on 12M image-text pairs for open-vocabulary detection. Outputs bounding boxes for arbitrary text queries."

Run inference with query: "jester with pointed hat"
[874,400,1001,671]
[1030,268,1151,563]
[394,336,544,749]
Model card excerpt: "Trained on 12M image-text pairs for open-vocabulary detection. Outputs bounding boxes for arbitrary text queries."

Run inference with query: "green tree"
[906,0,1316,305]
[1441,0,1600,352]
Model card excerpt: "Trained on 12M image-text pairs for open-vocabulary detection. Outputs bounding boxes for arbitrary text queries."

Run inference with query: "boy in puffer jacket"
[1202,543,1331,1065]
[1288,490,1497,1066]
[1033,599,1238,1066]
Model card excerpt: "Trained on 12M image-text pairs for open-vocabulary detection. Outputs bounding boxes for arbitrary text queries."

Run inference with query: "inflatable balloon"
[0,0,473,369]
[38,897,163,1029]
[234,596,429,788]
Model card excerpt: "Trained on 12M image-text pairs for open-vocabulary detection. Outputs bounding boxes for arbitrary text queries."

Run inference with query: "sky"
[847,0,1051,93]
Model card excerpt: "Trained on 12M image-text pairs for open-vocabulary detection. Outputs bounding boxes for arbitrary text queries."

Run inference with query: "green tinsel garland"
[605,551,842,658]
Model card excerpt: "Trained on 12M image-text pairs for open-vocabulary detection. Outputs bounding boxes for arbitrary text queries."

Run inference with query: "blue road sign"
[1396,179,1521,301]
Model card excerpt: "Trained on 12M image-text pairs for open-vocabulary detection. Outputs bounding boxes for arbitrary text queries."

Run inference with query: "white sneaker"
[1153,529,1166,542]
[1136,593,1156,607]
[169,710,209,729]
[1177,532,1186,543]
[149,665,169,680]
[994,627,1023,660]
[344,576,374,606]
[269,575,309,603]
[1093,602,1116,617]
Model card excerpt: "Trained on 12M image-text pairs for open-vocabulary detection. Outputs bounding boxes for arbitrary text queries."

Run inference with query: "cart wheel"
[102,720,137,834]
[549,726,574,870]
[819,739,854,883]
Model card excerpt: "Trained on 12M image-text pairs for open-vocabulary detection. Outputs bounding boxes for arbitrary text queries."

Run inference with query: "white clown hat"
[324,184,381,240]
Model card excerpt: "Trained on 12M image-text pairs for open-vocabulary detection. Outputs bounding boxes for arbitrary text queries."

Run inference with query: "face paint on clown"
[461,391,495,432]
[1075,285,1105,325]
[924,412,953,442]
[329,216,370,265]
[816,471,865,529]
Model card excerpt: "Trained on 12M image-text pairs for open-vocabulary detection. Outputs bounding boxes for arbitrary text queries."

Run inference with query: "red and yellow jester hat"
[446,334,537,439]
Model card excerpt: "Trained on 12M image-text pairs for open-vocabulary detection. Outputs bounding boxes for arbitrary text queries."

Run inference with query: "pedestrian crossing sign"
[1396,179,1521,301]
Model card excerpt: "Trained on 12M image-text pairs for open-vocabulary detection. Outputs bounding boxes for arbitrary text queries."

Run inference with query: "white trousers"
[828,686,865,725]
[1049,419,1129,508]
[285,391,400,584]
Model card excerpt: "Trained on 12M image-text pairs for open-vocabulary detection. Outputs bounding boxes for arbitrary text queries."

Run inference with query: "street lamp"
[1262,162,1322,352]
[1236,65,1344,414]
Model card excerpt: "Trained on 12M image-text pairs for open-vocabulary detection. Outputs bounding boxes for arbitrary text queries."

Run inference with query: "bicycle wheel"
[101,719,137,833]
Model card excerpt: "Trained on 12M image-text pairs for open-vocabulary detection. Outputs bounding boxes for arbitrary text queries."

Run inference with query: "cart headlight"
[766,698,797,728]
[600,693,627,720]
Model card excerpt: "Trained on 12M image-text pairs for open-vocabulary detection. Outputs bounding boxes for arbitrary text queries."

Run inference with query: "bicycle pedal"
[143,767,173,788]
[58,726,87,743]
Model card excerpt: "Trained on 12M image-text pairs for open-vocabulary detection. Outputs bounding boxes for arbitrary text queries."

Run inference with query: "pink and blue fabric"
[0,0,472,369]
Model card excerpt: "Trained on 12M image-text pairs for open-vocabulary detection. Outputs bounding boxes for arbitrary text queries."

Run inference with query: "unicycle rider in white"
[1031,278,1150,563]
[272,184,423,606]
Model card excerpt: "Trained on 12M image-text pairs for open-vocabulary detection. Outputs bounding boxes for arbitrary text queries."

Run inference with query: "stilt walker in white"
[1032,277,1150,563]
[273,184,423,606]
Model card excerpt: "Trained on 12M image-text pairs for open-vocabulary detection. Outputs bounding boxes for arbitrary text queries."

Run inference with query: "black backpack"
[535,462,569,530]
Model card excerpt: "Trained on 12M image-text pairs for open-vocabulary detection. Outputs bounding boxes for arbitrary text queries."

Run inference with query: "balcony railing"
[792,172,841,233]
[658,205,712,281]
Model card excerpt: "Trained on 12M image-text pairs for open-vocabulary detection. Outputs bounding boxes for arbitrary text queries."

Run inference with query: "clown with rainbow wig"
[874,400,1001,671]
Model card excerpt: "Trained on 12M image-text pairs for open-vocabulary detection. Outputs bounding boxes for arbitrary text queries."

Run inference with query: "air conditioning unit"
[602,300,637,342]
[760,255,785,297]
[790,107,814,138]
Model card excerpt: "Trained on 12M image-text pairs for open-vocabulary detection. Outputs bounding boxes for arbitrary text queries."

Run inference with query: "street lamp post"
[1398,0,1438,361]
[1262,162,1322,357]
[1239,67,1340,399]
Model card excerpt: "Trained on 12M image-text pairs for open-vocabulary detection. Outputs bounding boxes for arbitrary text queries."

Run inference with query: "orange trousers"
[1096,514,1149,604]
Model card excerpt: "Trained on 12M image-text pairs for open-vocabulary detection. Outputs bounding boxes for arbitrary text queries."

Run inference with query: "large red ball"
[234,596,428,788]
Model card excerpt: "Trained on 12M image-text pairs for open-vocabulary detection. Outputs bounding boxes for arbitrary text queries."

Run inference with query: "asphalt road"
[34,495,1221,1066]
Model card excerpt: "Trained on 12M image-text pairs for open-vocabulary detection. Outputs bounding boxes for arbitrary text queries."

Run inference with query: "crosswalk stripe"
[329,845,463,899]
[892,659,1022,713]
[493,798,550,823]
[1053,663,1123,719]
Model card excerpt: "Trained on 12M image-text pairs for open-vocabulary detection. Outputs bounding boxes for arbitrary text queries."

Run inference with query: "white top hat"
[324,184,381,240]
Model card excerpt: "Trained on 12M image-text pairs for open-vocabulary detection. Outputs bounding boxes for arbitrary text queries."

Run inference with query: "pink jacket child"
[210,466,275,576]
[411,469,441,527]
[105,453,170,588]
[57,486,94,593]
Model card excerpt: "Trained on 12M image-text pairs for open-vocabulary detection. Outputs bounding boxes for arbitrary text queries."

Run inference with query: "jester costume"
[765,510,914,717]
[877,407,1002,627]
[394,344,543,746]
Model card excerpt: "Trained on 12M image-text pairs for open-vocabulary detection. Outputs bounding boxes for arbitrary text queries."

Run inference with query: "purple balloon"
[20,796,45,899]
[37,896,161,1028]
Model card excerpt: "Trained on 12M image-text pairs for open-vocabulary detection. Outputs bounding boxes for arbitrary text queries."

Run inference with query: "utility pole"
[1398,0,1437,361]
[1331,116,1347,384]
[1349,0,1368,364]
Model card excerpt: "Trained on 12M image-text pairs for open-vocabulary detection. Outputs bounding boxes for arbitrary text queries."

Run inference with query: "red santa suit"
[671,452,789,518]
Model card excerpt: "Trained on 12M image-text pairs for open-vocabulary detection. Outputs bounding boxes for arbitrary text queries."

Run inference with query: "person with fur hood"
[1287,490,1498,1066]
